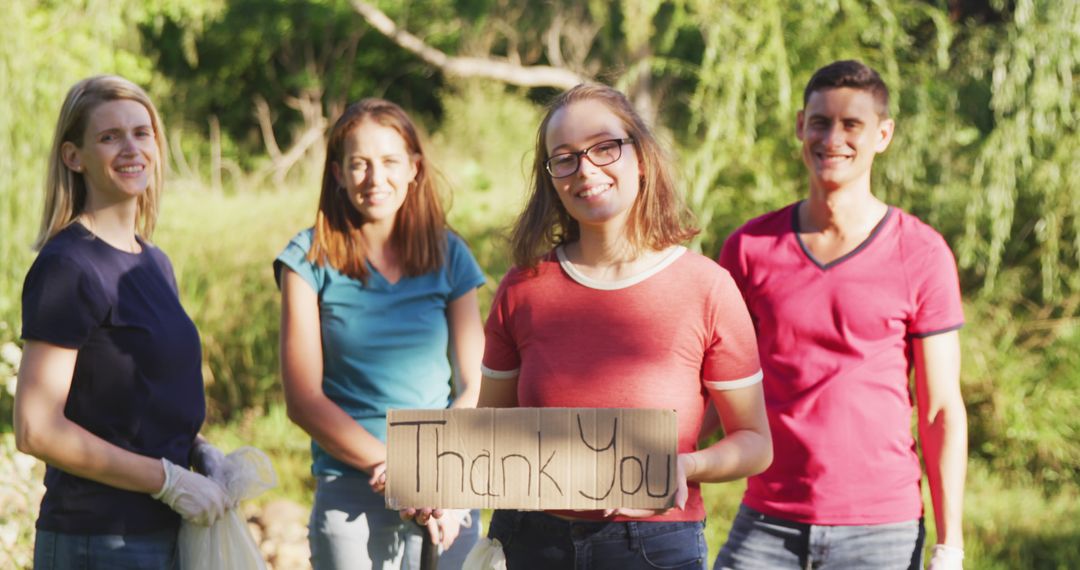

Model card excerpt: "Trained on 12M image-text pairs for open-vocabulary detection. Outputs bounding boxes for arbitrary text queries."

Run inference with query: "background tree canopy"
[0,0,1077,566]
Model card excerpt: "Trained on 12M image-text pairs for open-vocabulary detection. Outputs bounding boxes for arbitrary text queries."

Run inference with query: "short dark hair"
[803,60,890,117]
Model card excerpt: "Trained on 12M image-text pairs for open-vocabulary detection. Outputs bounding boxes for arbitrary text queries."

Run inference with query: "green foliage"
[2,3,1079,566]
[962,275,1080,491]
[957,462,1080,569]
[141,0,449,167]
[956,1,1080,304]
[154,188,317,420]
[431,80,539,310]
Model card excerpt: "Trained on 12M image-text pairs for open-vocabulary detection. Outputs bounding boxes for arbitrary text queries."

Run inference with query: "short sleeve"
[446,232,486,300]
[274,228,323,293]
[21,253,108,349]
[908,235,964,338]
[702,270,763,390]
[481,273,521,379]
[147,246,180,296]
[717,230,750,301]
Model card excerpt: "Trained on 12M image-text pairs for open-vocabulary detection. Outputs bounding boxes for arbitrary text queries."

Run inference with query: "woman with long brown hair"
[477,84,773,569]
[276,98,485,570]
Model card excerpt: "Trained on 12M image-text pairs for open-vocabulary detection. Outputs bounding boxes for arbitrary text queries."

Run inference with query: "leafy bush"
[154,188,316,421]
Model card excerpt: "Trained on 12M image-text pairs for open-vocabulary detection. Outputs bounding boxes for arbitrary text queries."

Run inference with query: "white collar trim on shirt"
[556,245,687,291]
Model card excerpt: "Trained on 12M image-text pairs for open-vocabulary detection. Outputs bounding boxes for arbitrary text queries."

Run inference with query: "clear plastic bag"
[179,446,278,570]
[462,537,507,570]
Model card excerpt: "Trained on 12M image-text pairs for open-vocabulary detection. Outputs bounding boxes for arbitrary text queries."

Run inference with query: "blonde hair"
[511,83,697,269]
[307,98,447,282]
[34,75,167,250]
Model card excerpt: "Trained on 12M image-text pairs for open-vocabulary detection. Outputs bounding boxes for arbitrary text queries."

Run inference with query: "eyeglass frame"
[544,137,636,178]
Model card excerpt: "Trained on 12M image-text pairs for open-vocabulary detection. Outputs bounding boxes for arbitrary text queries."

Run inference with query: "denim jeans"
[309,474,481,570]
[33,528,178,569]
[489,510,708,570]
[714,505,925,570]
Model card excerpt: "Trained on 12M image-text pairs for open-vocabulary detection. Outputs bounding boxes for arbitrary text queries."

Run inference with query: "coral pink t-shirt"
[719,203,964,525]
[483,246,763,522]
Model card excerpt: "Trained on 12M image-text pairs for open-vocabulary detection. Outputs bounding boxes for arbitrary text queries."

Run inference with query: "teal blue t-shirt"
[274,228,485,476]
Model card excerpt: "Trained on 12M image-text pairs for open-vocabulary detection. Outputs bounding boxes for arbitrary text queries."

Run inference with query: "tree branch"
[253,95,283,161]
[270,122,325,185]
[349,0,588,89]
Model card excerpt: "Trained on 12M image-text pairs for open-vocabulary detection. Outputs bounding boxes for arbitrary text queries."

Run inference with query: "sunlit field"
[2,1,1078,568]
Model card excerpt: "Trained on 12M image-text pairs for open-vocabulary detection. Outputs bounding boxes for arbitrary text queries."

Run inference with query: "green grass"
[702,463,1080,569]
[154,186,318,421]
[957,464,1080,569]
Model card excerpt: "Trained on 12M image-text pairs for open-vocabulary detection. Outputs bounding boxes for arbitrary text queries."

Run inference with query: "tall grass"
[153,186,317,421]
[701,462,1080,569]
[431,80,539,312]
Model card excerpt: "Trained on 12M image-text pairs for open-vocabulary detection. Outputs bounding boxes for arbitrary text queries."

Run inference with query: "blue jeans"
[489,510,708,570]
[714,505,925,570]
[33,528,178,569]
[309,474,481,570]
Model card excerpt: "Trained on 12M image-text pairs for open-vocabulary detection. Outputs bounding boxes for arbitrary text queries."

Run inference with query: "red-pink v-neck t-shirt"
[719,202,964,525]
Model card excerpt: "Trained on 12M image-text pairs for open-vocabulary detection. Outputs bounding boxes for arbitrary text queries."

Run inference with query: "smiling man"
[713,60,968,570]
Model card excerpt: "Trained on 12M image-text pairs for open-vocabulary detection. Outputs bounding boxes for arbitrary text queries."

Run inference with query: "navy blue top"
[21,223,205,534]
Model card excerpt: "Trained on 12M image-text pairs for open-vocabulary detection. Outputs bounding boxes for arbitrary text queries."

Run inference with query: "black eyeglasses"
[545,138,635,178]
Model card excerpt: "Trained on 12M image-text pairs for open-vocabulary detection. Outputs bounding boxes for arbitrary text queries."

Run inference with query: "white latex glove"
[927,544,964,570]
[151,457,230,526]
[190,439,227,481]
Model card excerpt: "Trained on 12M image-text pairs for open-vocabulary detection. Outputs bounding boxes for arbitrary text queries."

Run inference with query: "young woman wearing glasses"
[475,83,774,569]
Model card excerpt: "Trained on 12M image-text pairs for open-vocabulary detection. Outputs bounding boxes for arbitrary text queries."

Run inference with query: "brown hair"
[35,75,166,250]
[511,83,697,269]
[803,60,890,117]
[307,98,445,281]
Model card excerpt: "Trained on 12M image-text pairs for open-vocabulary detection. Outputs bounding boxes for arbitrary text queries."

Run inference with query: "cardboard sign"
[385,408,678,510]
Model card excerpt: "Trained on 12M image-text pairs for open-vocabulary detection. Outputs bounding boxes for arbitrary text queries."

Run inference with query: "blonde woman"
[15,75,230,569]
